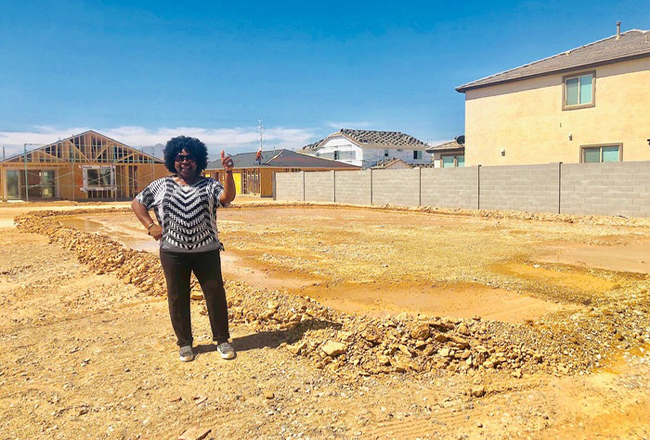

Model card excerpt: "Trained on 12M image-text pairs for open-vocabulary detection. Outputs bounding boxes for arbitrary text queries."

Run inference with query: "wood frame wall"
[0,131,168,201]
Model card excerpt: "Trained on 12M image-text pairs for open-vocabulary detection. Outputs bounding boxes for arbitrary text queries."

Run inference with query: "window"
[563,72,595,109]
[441,155,465,168]
[6,170,21,199]
[413,150,423,160]
[39,170,56,198]
[333,150,355,160]
[581,145,621,163]
[87,168,113,187]
[384,149,389,157]
[83,166,115,190]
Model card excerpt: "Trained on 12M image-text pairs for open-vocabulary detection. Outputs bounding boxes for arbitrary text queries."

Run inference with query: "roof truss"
[3,131,162,164]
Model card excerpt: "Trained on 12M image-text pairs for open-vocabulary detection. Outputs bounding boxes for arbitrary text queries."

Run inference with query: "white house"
[300,129,432,169]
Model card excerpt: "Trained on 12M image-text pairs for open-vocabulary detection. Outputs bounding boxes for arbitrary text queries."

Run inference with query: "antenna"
[258,120,264,152]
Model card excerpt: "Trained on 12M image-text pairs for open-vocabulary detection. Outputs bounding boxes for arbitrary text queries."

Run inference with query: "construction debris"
[14,208,650,380]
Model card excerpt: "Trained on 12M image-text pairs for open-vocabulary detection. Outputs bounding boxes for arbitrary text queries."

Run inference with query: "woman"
[131,136,236,362]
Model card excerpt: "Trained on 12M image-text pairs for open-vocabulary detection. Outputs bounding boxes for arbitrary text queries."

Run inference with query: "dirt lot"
[1,201,650,440]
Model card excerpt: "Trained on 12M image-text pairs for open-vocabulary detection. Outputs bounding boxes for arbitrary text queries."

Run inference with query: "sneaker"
[216,342,235,360]
[179,345,194,362]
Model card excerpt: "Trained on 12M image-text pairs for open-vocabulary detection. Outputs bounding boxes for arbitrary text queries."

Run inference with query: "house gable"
[0,130,168,201]
[1,130,162,165]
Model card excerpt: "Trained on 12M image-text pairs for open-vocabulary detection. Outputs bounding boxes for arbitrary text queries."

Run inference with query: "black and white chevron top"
[136,176,226,253]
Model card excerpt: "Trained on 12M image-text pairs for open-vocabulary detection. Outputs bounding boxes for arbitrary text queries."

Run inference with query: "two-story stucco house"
[300,129,432,169]
[456,26,650,166]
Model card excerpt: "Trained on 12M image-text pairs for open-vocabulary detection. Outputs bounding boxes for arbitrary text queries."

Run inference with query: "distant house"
[371,158,413,170]
[205,149,360,197]
[300,129,432,169]
[456,26,650,166]
[426,138,465,168]
[0,130,167,201]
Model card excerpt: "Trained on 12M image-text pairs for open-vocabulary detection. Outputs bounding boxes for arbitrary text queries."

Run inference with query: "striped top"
[136,176,226,253]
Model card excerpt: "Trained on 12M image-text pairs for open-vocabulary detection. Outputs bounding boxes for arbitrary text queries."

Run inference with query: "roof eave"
[456,51,650,93]
[426,147,465,153]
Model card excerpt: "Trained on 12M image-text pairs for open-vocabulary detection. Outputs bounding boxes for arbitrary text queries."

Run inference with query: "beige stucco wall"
[464,57,650,166]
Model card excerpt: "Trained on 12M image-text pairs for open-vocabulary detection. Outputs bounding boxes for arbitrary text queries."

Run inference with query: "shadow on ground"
[194,318,343,355]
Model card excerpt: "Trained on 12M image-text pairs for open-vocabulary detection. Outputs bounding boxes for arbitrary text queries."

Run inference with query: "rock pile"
[223,282,615,378]
[15,209,169,297]
[14,208,650,380]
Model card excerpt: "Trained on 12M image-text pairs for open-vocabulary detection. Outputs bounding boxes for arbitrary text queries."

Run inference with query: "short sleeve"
[135,179,160,209]
[210,179,227,208]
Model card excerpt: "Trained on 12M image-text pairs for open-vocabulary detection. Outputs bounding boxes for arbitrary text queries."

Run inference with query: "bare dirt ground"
[1,200,650,440]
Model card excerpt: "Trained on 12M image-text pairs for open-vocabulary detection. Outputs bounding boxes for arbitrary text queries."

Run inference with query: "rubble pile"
[221,281,627,377]
[14,208,650,379]
[15,209,168,296]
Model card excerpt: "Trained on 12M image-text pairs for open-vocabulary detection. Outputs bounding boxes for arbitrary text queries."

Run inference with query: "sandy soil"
[1,201,650,439]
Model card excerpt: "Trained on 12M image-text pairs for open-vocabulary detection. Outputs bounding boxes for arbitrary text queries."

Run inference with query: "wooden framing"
[0,130,169,201]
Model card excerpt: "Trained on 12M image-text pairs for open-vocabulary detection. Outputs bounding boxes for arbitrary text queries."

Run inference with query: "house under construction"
[0,130,168,201]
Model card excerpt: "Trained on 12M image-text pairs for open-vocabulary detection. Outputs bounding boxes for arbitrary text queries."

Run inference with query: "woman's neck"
[175,174,200,185]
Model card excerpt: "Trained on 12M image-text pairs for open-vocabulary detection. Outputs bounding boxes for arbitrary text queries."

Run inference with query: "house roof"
[206,149,360,170]
[301,128,429,151]
[456,29,650,92]
[425,140,465,153]
[0,129,163,164]
[372,158,413,169]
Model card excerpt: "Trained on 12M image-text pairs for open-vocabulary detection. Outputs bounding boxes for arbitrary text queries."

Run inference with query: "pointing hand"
[221,150,234,171]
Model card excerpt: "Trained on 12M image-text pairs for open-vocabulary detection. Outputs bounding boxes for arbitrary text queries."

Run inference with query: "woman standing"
[131,136,236,362]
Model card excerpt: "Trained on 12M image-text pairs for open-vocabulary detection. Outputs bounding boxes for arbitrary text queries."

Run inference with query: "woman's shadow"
[193,318,341,357]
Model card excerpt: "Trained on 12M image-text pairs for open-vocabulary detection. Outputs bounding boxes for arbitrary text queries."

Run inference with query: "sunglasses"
[175,154,196,163]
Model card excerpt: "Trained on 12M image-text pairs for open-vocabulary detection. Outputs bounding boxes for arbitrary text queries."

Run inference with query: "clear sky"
[0,0,647,158]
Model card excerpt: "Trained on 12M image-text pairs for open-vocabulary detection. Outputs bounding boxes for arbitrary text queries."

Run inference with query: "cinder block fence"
[274,161,650,218]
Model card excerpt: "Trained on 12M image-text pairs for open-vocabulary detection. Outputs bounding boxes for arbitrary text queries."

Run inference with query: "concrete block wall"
[480,164,561,213]
[335,170,372,205]
[275,172,304,201]
[372,168,421,207]
[305,171,335,202]
[421,167,479,209]
[561,162,650,217]
[273,161,650,218]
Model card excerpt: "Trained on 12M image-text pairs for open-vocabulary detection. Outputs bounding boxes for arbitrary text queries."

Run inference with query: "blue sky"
[0,0,647,158]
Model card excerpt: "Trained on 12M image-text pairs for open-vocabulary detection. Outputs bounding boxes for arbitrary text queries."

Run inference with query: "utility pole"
[23,144,28,202]
[71,143,76,202]
[148,146,155,181]
[113,145,118,201]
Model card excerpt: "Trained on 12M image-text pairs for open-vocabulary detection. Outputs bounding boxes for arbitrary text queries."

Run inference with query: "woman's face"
[174,149,198,180]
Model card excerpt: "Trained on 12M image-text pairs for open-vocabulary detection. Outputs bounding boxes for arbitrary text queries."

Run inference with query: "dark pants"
[160,249,230,347]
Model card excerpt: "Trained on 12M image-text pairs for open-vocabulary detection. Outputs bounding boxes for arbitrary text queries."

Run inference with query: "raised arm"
[220,149,236,205]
